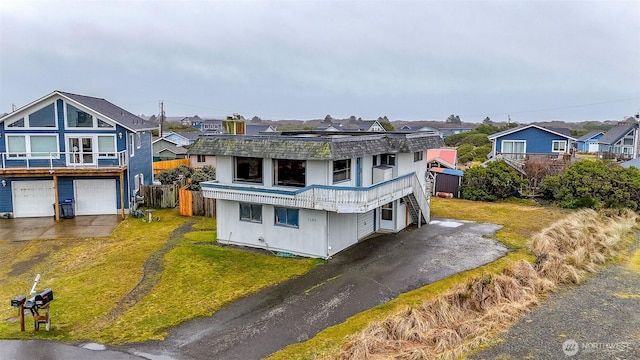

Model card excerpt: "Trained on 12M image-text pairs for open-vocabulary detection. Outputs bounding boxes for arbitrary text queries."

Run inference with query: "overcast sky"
[1,0,639,123]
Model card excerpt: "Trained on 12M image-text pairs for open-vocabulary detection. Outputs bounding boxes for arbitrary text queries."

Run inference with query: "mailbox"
[34,288,53,306]
[11,295,26,307]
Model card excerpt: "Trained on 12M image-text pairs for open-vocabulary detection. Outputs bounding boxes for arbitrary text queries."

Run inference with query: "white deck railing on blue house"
[201,172,431,214]
[1,151,128,170]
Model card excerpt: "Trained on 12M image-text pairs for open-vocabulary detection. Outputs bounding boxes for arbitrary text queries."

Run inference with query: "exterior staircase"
[405,174,432,225]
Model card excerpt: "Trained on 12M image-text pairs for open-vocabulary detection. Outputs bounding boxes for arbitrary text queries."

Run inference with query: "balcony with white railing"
[1,151,128,173]
[201,172,429,213]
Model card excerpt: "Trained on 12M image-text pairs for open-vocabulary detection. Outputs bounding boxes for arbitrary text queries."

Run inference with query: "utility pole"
[158,101,165,137]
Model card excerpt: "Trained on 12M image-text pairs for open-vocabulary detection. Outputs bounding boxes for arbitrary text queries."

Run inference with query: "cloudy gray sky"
[1,0,639,123]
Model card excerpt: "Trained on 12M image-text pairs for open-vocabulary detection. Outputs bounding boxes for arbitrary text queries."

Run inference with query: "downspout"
[325,211,330,258]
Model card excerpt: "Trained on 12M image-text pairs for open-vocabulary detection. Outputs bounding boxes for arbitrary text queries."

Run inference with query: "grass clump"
[335,209,638,359]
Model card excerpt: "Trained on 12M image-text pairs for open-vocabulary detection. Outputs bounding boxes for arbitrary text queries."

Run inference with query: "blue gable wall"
[126,130,153,207]
[495,127,571,154]
[577,133,603,152]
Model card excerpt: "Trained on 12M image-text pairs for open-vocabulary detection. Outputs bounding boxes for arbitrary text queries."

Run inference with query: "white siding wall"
[216,156,234,183]
[360,156,374,186]
[307,160,330,186]
[189,154,217,169]
[216,199,329,258]
[328,212,358,256]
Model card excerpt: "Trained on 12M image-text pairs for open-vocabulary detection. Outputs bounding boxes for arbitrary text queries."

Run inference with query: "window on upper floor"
[623,138,634,146]
[240,203,262,223]
[414,151,423,162]
[98,135,116,158]
[129,133,135,157]
[97,118,114,128]
[28,104,56,127]
[274,159,306,187]
[136,133,141,149]
[67,104,93,128]
[501,140,526,159]
[275,207,299,228]
[333,159,351,183]
[381,154,396,166]
[6,118,24,128]
[6,135,58,158]
[197,155,206,163]
[235,157,263,183]
[5,104,56,128]
[552,140,567,153]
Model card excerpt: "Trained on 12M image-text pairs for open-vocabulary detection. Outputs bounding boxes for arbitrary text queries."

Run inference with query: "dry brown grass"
[337,209,638,360]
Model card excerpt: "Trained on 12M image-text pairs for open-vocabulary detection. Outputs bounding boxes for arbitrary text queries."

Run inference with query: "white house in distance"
[194,131,444,258]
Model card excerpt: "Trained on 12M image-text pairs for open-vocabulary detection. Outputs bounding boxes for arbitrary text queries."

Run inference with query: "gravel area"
[470,237,640,360]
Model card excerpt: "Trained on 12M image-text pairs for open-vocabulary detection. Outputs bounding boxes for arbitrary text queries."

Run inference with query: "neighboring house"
[245,124,276,135]
[426,148,458,169]
[597,122,638,161]
[487,124,577,161]
[180,115,203,128]
[201,119,223,133]
[314,124,340,132]
[437,127,473,138]
[163,131,200,146]
[358,120,385,132]
[194,131,444,258]
[400,125,413,131]
[152,137,188,161]
[576,131,604,153]
[0,90,154,219]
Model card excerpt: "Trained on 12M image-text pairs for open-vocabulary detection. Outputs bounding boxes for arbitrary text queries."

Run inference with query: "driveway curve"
[0,218,506,360]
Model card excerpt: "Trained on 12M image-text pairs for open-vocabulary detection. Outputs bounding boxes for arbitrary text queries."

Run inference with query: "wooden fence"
[140,184,180,208]
[153,159,191,175]
[179,185,216,217]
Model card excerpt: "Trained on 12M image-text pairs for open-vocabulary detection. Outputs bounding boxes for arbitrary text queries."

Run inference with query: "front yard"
[0,210,321,343]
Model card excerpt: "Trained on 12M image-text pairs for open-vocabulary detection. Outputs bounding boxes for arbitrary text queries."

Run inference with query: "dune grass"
[268,198,566,360]
[336,208,638,359]
[0,209,321,342]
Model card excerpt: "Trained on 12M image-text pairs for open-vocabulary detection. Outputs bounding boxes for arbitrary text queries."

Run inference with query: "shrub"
[540,159,640,211]
[460,160,527,201]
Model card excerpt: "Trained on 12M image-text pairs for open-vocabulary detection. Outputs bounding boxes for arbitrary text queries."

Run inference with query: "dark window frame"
[240,203,262,223]
[274,207,299,228]
[413,151,423,162]
[234,157,264,184]
[273,159,306,187]
[333,159,351,183]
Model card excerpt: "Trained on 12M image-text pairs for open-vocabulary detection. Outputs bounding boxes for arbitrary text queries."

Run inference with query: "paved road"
[0,219,506,360]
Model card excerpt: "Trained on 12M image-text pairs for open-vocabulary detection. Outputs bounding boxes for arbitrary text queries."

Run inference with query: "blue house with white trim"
[576,131,604,153]
[0,90,155,219]
[487,124,577,160]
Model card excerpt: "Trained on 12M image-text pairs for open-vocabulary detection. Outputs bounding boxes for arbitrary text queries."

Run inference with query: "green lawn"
[0,210,321,342]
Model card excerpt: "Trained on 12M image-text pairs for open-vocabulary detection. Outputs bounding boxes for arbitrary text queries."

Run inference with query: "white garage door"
[74,179,117,215]
[588,142,599,153]
[12,180,56,218]
[357,210,375,240]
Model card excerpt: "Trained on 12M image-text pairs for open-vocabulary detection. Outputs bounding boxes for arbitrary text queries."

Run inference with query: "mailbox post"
[10,274,54,331]
[10,295,26,331]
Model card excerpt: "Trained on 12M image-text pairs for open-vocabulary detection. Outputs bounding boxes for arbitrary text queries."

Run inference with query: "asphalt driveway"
[0,218,507,360]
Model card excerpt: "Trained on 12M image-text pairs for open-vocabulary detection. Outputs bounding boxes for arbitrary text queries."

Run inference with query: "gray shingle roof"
[188,133,444,160]
[577,131,604,142]
[598,123,637,145]
[58,91,155,131]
